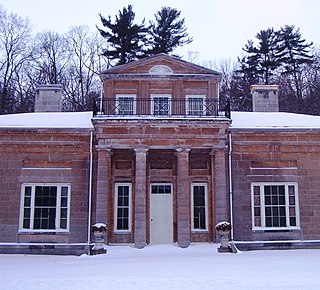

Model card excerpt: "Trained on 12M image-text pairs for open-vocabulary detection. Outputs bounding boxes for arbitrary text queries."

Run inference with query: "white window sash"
[151,94,171,115]
[114,183,132,232]
[19,183,71,232]
[115,94,136,115]
[251,182,300,230]
[191,183,208,231]
[186,95,206,116]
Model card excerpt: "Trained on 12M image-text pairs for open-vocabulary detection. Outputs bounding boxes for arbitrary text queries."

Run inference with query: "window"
[251,182,300,230]
[191,183,208,231]
[114,183,132,231]
[151,184,172,194]
[116,94,136,115]
[186,95,205,116]
[149,65,173,75]
[20,184,70,231]
[151,95,171,116]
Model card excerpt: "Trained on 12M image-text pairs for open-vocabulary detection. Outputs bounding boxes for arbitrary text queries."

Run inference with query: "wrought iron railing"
[93,98,230,118]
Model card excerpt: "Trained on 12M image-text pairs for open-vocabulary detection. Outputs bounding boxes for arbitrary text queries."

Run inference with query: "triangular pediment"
[100,53,220,78]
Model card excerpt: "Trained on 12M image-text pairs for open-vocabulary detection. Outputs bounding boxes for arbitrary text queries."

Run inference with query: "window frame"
[251,182,300,231]
[186,95,206,116]
[151,94,171,116]
[115,94,136,115]
[114,183,132,233]
[191,183,208,231]
[19,183,71,232]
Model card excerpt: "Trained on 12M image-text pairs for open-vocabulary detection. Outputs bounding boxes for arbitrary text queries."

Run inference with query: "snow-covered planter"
[92,223,107,252]
[215,221,231,232]
[92,223,107,233]
[215,222,231,253]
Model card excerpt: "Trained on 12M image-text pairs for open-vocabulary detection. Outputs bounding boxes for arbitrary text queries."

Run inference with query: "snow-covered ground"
[0,243,319,290]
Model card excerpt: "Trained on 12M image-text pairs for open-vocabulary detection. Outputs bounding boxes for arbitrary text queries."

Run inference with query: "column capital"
[134,147,149,154]
[210,146,228,155]
[96,144,112,154]
[175,147,191,153]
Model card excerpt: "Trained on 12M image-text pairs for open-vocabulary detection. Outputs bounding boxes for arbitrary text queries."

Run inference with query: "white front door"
[150,184,173,244]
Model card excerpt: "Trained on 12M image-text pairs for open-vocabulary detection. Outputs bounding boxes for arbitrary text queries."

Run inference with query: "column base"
[134,241,147,249]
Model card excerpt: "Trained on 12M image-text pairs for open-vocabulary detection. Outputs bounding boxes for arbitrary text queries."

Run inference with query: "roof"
[100,53,221,77]
[0,112,93,129]
[1,111,320,130]
[231,111,320,129]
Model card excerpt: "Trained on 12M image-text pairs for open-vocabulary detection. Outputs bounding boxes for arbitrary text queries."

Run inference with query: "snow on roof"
[0,111,93,129]
[1,110,320,130]
[231,111,320,129]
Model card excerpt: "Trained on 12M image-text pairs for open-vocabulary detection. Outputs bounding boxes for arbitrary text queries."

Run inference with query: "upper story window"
[20,184,70,232]
[149,65,173,75]
[116,94,136,115]
[151,94,171,116]
[251,182,300,230]
[186,95,206,116]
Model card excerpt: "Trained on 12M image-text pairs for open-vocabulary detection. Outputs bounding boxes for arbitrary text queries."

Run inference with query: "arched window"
[149,65,173,75]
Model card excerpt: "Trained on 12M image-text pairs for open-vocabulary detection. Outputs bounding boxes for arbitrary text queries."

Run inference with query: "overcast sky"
[1,0,319,62]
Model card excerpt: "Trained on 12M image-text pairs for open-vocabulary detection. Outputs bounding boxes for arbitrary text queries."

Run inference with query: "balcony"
[93,98,230,119]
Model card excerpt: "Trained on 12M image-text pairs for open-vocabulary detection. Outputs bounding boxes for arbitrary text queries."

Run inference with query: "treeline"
[1,4,319,115]
[0,5,191,114]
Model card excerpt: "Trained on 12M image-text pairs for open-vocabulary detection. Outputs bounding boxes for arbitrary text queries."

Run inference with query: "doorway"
[150,184,173,244]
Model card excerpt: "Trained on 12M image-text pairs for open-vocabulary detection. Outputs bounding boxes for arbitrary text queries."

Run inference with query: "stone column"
[95,145,112,226]
[134,147,148,249]
[214,149,229,227]
[176,147,191,248]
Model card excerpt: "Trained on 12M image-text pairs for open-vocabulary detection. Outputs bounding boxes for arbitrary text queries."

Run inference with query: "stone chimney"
[251,85,279,112]
[35,84,63,112]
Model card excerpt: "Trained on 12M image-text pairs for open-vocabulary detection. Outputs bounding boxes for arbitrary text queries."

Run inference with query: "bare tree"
[0,7,33,114]
[63,26,102,111]
[32,31,69,84]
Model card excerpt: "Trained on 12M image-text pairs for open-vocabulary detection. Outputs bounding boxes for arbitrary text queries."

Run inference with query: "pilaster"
[134,147,148,248]
[176,147,191,248]
[95,145,112,229]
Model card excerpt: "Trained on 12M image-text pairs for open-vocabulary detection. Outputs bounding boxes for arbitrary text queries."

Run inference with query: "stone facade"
[0,128,91,254]
[231,128,320,242]
[1,54,320,254]
[92,54,230,247]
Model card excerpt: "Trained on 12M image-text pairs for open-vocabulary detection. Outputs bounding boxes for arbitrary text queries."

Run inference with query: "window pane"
[60,219,67,229]
[61,197,68,207]
[193,185,206,230]
[188,98,204,116]
[35,186,57,206]
[61,186,68,197]
[116,185,130,230]
[290,217,296,226]
[265,196,271,205]
[193,186,205,206]
[151,185,171,194]
[23,219,30,229]
[60,208,67,219]
[118,97,134,115]
[153,97,170,115]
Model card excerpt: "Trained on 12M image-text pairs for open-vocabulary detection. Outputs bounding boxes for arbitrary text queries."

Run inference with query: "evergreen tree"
[276,25,313,110]
[242,28,280,84]
[97,5,148,65]
[148,7,192,55]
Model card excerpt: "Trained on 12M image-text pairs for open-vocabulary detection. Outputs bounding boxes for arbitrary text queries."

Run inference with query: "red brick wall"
[231,129,320,241]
